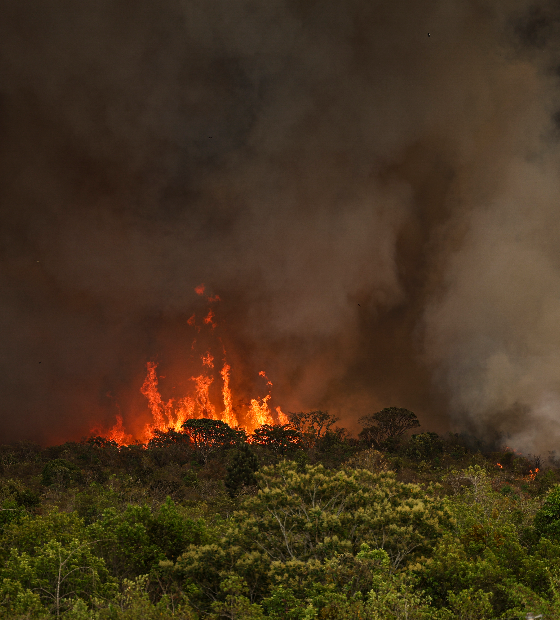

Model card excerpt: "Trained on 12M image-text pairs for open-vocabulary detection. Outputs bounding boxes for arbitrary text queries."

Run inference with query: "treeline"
[0,408,559,618]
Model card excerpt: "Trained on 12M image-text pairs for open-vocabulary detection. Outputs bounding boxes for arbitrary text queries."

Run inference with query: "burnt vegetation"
[0,409,559,619]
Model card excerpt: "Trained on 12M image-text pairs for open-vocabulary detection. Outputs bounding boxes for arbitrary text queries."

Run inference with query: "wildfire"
[96,285,285,445]
[276,406,289,425]
[106,415,133,446]
[249,394,272,427]
[220,363,236,427]
[259,370,272,387]
[203,309,216,328]
[495,460,540,483]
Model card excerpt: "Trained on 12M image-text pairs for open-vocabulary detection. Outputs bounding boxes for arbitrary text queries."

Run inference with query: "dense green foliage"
[0,410,559,618]
[224,445,259,497]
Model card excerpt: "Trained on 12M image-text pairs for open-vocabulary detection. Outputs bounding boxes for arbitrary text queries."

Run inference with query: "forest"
[1,408,560,619]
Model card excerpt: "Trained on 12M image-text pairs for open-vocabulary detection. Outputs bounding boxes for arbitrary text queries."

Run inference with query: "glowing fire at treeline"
[97,285,289,446]
[496,446,540,480]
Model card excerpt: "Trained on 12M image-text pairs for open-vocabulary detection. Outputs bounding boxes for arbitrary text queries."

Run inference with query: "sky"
[1,0,560,451]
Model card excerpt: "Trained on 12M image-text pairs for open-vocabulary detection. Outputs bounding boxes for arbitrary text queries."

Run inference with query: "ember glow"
[95,287,286,444]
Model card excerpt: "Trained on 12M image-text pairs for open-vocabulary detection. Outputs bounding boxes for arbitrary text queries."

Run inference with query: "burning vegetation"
[96,286,289,446]
[0,409,559,619]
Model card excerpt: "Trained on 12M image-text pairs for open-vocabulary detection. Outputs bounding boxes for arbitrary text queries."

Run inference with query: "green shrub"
[406,433,444,462]
[534,484,560,540]
[176,461,451,612]
[41,459,82,488]
[224,445,259,497]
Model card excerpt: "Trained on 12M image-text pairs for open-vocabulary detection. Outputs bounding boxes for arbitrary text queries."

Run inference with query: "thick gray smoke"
[0,0,559,449]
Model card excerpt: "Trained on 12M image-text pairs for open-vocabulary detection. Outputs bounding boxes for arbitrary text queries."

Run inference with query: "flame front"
[220,363,236,427]
[249,394,272,428]
[139,361,193,441]
[96,286,285,444]
[107,415,133,445]
[276,406,289,425]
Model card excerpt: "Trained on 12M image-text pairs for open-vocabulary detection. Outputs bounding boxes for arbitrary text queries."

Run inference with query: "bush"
[406,433,444,462]
[88,498,208,580]
[224,445,259,497]
[176,461,452,612]
[41,459,82,488]
[534,484,560,540]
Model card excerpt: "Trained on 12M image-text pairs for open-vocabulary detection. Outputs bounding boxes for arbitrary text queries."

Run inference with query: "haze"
[1,0,559,452]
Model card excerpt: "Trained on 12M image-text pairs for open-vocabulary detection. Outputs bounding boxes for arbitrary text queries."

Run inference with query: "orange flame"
[140,362,174,435]
[107,415,133,445]
[259,370,273,387]
[174,396,196,430]
[192,374,216,419]
[97,287,285,445]
[248,395,273,430]
[276,406,289,425]
[496,463,503,469]
[203,309,216,328]
[220,363,237,427]
[245,371,284,431]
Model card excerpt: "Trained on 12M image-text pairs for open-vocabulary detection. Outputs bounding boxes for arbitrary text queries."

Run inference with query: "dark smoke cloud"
[0,0,558,449]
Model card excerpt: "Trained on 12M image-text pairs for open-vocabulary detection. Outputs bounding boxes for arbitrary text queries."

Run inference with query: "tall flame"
[220,363,237,427]
[107,415,133,445]
[192,374,216,419]
[96,285,284,444]
[245,371,279,431]
[248,394,272,429]
[276,406,289,425]
[140,361,174,434]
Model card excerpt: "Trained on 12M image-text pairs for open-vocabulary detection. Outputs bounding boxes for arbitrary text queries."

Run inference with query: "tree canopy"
[358,407,420,449]
[181,418,246,463]
[0,412,557,619]
[251,424,301,455]
[285,410,338,449]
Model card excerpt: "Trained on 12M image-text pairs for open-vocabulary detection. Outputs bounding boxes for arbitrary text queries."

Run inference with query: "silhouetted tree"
[252,424,301,455]
[287,410,338,449]
[316,427,354,466]
[359,407,420,450]
[147,428,189,448]
[182,418,246,463]
[84,436,119,449]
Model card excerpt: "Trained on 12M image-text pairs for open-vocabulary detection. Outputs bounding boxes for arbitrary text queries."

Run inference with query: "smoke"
[1,0,559,450]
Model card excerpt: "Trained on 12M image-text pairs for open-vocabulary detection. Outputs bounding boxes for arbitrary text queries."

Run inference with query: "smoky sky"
[2,0,560,450]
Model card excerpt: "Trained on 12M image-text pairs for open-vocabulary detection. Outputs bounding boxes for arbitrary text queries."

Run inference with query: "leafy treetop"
[359,407,420,449]
[182,418,246,463]
[286,411,338,449]
[251,424,302,454]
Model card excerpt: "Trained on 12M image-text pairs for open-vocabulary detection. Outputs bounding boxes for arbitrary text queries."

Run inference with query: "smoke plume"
[1,0,559,450]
